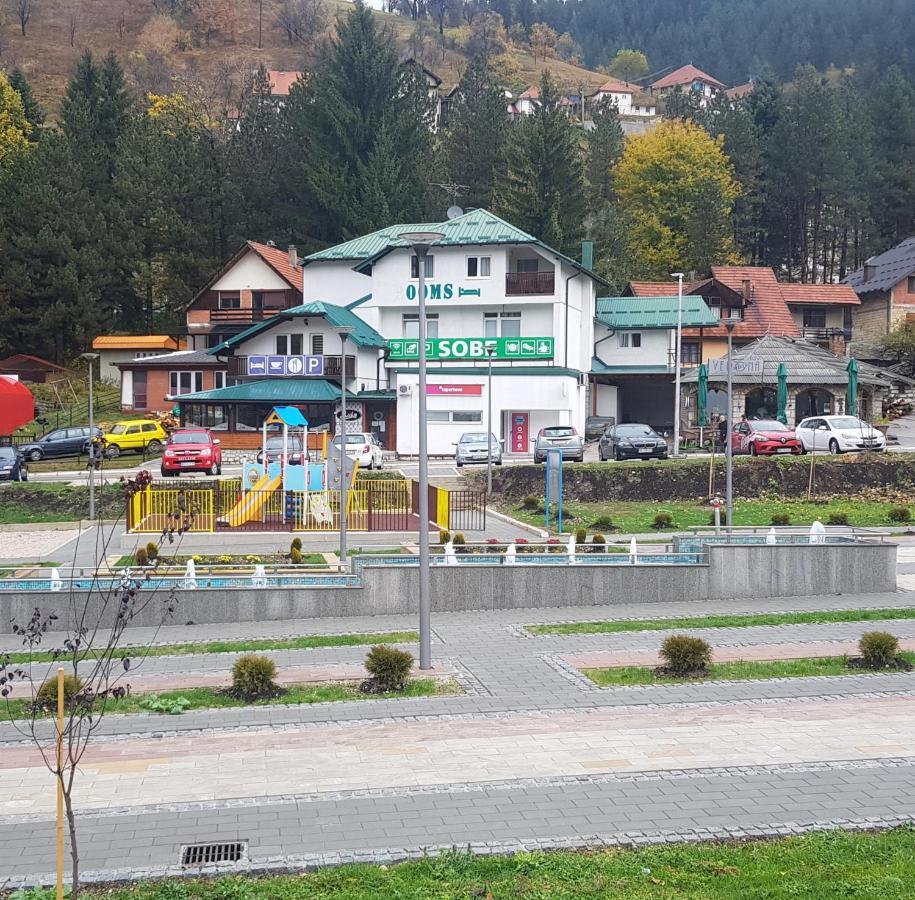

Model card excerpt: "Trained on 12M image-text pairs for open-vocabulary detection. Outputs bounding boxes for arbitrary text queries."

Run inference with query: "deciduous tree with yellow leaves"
[613,119,740,278]
[0,71,31,163]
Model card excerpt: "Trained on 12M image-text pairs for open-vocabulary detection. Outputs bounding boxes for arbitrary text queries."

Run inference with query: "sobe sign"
[248,355,325,377]
[387,336,554,361]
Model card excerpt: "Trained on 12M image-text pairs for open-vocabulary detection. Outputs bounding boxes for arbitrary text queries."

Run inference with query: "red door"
[510,412,529,453]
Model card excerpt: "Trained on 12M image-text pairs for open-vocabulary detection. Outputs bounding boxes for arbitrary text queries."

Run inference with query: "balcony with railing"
[801,327,852,341]
[505,271,555,296]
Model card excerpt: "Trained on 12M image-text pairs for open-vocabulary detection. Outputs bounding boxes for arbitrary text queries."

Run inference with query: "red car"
[160,428,222,477]
[731,419,804,456]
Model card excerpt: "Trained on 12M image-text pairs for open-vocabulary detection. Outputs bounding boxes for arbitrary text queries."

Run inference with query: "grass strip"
[81,827,915,898]
[528,607,915,636]
[583,651,915,686]
[3,678,454,720]
[0,631,419,665]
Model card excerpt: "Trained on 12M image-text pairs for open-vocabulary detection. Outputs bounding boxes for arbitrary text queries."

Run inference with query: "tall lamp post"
[80,352,100,521]
[337,326,355,569]
[724,317,737,529]
[400,231,444,671]
[671,272,684,457]
[485,341,497,496]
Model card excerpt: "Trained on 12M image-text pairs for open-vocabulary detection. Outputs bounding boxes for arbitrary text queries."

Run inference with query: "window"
[169,371,203,396]
[132,371,147,409]
[126,425,141,435]
[289,334,304,355]
[252,292,264,310]
[618,332,640,348]
[908,276,915,293]
[275,335,288,355]
[403,313,439,339]
[803,308,827,328]
[218,293,240,309]
[213,372,226,390]
[311,334,324,355]
[467,256,491,278]
[681,342,701,365]
[515,258,539,274]
[141,423,158,433]
[484,312,521,338]
[427,410,483,423]
[410,254,434,278]
[707,299,722,320]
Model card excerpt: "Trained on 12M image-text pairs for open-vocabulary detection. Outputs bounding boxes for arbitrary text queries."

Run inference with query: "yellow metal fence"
[129,486,214,533]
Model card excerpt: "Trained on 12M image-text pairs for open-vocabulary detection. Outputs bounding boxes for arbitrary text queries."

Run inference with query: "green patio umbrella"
[697,363,709,427]
[776,363,789,425]
[846,357,859,417]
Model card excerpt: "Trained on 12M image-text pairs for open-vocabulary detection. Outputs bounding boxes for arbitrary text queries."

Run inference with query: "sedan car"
[256,434,304,466]
[454,432,502,467]
[599,423,668,461]
[532,426,584,463]
[795,415,886,454]
[0,446,28,481]
[330,433,385,469]
[18,426,101,461]
[585,415,615,441]
[103,419,168,457]
[732,419,804,456]
[160,428,222,477]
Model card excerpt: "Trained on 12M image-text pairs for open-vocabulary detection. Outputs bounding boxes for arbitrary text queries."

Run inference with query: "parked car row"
[17,418,171,461]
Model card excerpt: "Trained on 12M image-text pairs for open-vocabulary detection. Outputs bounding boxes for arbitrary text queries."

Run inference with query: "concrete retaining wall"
[0,542,896,631]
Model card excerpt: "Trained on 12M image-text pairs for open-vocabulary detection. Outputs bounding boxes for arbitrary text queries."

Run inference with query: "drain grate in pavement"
[181,841,247,867]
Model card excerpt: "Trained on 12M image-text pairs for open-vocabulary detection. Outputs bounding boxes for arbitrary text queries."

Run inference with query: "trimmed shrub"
[520,495,540,510]
[770,512,791,526]
[574,527,587,544]
[290,537,303,552]
[652,512,673,530]
[888,506,911,523]
[145,542,159,561]
[591,515,615,530]
[827,512,849,526]
[660,635,712,676]
[439,529,451,545]
[859,631,899,669]
[34,675,84,711]
[452,533,468,554]
[134,547,148,566]
[231,654,278,699]
[364,645,414,692]
[591,533,606,553]
[290,547,303,564]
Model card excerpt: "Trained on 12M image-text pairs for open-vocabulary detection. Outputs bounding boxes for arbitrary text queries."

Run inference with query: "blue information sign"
[248,355,324,377]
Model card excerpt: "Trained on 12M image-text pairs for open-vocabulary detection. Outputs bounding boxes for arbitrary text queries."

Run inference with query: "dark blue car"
[0,446,28,481]
[18,426,101,461]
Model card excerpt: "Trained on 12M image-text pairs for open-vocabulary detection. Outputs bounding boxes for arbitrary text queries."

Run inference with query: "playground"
[127,407,485,535]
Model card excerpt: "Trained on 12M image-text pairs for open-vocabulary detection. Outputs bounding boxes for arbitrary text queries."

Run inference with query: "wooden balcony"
[505,272,555,296]
[801,327,851,341]
[209,308,280,324]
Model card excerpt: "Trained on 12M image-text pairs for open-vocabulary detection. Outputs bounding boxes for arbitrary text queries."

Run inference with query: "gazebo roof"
[681,336,895,386]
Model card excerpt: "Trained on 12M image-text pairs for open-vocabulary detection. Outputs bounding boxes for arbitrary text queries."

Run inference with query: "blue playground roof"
[266,406,309,427]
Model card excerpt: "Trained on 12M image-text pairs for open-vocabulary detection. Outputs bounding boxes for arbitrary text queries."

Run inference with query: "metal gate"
[366,480,411,531]
[447,489,486,532]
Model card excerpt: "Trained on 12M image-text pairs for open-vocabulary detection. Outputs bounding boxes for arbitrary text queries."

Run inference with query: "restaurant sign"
[387,336,554,361]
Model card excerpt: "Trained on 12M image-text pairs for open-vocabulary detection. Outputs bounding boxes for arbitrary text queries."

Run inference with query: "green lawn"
[81,828,915,898]
[582,652,915,687]
[0,482,124,524]
[502,497,911,533]
[1,630,420,665]
[3,678,453,720]
[26,454,155,472]
[528,607,915,636]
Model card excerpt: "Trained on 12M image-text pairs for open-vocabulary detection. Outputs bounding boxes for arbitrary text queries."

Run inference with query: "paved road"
[3,588,915,886]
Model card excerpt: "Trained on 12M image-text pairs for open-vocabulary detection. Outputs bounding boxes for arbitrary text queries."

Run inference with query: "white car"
[330,433,385,469]
[795,415,886,454]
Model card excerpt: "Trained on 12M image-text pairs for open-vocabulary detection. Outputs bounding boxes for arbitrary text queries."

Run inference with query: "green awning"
[173,379,350,404]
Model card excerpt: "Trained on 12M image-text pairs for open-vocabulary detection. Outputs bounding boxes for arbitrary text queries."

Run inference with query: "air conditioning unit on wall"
[398,384,413,396]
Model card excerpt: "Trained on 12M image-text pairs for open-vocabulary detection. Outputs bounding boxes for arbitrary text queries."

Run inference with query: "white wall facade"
[212,253,290,292]
[593,325,673,369]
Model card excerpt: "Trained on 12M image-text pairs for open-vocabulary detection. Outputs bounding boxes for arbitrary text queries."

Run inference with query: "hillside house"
[650,64,726,106]
[589,78,656,117]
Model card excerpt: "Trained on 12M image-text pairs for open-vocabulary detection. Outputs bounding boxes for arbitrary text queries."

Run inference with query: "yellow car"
[102,419,168,457]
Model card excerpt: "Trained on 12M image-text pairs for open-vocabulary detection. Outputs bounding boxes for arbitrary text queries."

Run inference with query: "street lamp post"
[724,317,737,529]
[671,272,684,457]
[80,352,100,521]
[337,326,355,570]
[485,341,496,496]
[400,231,444,671]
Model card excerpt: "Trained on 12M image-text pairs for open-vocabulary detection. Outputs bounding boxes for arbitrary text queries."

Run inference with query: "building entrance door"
[364,401,396,450]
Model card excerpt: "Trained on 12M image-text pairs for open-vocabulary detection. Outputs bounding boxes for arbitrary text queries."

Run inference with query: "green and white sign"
[387,337,555,361]
[403,283,483,300]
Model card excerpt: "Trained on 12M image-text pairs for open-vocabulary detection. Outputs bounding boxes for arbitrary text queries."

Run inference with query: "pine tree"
[440,57,508,211]
[7,68,44,137]
[584,95,624,214]
[495,71,587,256]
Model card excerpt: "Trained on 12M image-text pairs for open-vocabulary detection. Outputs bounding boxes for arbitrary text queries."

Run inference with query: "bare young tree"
[66,0,80,48]
[0,472,196,895]
[275,0,327,48]
[15,0,32,36]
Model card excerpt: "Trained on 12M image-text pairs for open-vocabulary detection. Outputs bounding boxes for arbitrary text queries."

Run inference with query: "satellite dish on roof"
[446,205,464,220]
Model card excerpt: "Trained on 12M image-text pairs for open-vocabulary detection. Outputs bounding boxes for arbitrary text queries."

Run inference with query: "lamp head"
[80,352,100,361]
[400,231,445,251]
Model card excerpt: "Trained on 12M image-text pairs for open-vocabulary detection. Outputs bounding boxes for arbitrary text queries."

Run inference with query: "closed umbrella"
[846,358,859,417]
[776,363,789,425]
[697,364,709,427]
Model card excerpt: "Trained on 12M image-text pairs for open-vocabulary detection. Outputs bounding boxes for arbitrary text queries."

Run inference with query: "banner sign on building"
[402,283,485,300]
[426,384,483,396]
[248,355,325,377]
[387,336,554,362]
[707,358,764,378]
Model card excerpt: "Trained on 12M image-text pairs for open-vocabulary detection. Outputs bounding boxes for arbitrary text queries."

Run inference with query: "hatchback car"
[256,435,304,466]
[18,426,100,461]
[160,428,222,477]
[454,432,502,467]
[103,419,168,457]
[732,419,804,456]
[532,426,584,463]
[330,433,386,469]
[0,446,28,481]
[795,415,886,454]
[599,423,668,461]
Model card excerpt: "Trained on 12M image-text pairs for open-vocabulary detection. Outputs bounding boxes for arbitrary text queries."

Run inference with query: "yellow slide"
[221,474,282,527]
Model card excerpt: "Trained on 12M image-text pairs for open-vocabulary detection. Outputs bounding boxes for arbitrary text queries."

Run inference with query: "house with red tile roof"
[650,64,727,106]
[589,78,657,118]
[266,70,303,97]
[725,82,753,101]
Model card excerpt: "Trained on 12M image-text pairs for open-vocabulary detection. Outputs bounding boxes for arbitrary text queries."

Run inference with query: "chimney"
[741,278,751,300]
[581,240,593,271]
[288,244,298,269]
[863,258,876,282]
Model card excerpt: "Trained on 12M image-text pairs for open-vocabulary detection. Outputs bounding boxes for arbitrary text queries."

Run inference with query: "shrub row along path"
[2,585,915,886]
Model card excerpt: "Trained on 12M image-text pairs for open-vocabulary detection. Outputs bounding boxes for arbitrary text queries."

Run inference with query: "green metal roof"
[356,389,397,399]
[591,358,673,375]
[208,302,386,354]
[174,379,349,404]
[346,293,372,310]
[595,296,718,329]
[391,366,582,376]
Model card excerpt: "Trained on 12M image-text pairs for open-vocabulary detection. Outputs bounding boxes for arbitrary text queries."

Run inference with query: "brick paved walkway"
[2,588,915,887]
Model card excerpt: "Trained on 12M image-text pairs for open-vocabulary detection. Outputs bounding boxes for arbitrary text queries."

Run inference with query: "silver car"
[455,432,502,467]
[533,426,584,463]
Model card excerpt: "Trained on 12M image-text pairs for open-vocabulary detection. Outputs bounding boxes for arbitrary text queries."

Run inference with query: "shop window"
[803,308,827,328]
[403,313,439,339]
[744,388,777,419]
[410,255,434,278]
[169,371,203,396]
[467,256,491,278]
[427,410,483,423]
